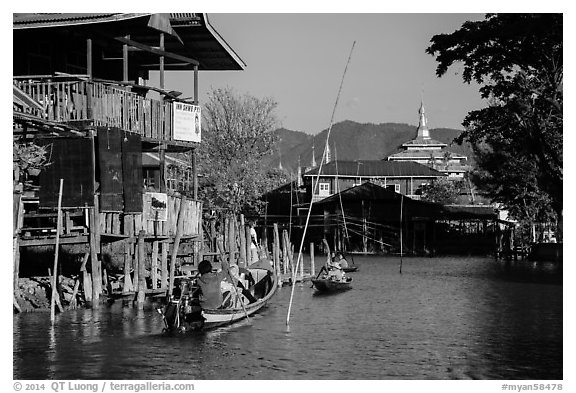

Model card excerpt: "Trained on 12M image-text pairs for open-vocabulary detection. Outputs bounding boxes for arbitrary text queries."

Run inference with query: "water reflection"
[14,256,562,380]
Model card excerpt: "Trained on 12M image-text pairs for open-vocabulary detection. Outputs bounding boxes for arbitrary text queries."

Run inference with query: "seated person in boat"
[196,260,257,310]
[320,259,345,281]
[335,252,349,268]
[196,260,229,309]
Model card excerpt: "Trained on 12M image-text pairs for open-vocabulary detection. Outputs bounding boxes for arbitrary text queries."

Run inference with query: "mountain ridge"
[269,120,472,173]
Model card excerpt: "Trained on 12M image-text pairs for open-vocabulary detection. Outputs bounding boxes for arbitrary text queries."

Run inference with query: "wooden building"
[303,159,446,202]
[13,13,245,308]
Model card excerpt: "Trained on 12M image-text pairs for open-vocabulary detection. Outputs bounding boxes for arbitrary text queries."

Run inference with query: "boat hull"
[311,277,352,292]
[160,266,279,333]
[342,266,358,273]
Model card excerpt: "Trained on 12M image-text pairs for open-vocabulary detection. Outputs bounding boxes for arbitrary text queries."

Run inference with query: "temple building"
[387,101,469,179]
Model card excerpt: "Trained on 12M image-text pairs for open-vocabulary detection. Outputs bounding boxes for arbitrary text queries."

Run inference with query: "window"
[386,184,400,193]
[318,182,330,196]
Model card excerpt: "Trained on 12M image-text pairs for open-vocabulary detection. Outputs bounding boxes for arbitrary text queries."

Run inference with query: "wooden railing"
[14,79,174,141]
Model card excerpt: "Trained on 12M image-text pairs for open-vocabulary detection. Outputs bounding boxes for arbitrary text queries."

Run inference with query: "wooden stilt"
[136,230,146,307]
[245,224,252,265]
[168,197,187,297]
[228,214,236,265]
[161,242,168,290]
[132,241,139,292]
[123,241,133,294]
[273,224,281,278]
[151,241,159,289]
[51,179,64,322]
[89,207,101,307]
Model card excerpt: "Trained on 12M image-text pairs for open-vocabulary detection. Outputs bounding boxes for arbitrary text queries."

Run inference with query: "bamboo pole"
[168,197,187,296]
[310,242,315,276]
[51,179,64,322]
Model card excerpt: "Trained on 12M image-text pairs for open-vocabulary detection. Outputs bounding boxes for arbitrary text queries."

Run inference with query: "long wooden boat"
[342,266,358,273]
[159,261,278,333]
[311,276,353,292]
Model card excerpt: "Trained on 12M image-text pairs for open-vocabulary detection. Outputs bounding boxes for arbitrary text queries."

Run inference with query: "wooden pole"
[168,197,187,296]
[239,214,247,268]
[228,214,236,265]
[89,207,101,306]
[123,241,133,294]
[151,241,159,289]
[159,33,165,89]
[193,65,199,104]
[310,242,315,276]
[245,224,252,265]
[123,35,129,82]
[161,242,168,289]
[273,223,281,278]
[136,230,146,308]
[86,38,93,118]
[51,179,64,322]
[192,148,198,200]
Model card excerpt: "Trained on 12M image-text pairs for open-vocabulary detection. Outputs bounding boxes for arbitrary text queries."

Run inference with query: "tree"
[197,87,282,215]
[420,178,462,205]
[426,14,562,236]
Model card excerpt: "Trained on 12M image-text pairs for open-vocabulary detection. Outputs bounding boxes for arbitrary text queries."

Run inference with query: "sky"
[152,13,487,134]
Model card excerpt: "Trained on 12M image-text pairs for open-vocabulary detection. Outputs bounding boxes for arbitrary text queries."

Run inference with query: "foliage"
[197,87,282,215]
[13,141,52,184]
[420,178,463,205]
[426,14,562,225]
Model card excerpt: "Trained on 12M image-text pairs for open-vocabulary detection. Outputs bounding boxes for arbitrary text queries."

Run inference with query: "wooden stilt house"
[12,13,245,307]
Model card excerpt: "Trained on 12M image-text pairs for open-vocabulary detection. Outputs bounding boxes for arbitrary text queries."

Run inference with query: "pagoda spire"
[311,143,317,167]
[416,97,430,140]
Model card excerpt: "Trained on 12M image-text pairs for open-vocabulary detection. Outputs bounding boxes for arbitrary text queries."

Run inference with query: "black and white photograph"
[11,6,565,390]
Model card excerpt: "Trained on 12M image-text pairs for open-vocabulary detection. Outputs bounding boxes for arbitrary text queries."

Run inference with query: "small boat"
[342,266,358,273]
[159,261,278,332]
[311,276,353,292]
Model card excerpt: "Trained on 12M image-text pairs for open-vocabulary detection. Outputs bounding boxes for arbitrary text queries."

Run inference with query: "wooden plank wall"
[100,196,201,237]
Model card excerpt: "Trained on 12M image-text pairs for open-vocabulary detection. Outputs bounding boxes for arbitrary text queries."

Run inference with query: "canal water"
[13,256,562,380]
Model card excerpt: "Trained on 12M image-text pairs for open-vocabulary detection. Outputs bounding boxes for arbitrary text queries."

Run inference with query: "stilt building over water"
[12,13,245,310]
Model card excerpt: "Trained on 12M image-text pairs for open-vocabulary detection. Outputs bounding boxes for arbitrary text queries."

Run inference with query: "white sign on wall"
[173,102,201,142]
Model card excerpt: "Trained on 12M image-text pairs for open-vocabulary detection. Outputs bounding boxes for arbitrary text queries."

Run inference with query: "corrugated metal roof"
[13,13,150,29]
[303,160,446,178]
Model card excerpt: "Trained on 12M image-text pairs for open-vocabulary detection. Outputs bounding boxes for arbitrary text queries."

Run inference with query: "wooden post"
[193,65,199,104]
[13,193,24,294]
[136,230,146,308]
[245,224,252,265]
[239,214,247,268]
[123,35,129,82]
[228,214,236,265]
[192,148,198,200]
[161,242,168,289]
[80,251,93,305]
[159,33,165,89]
[310,242,315,276]
[89,207,101,306]
[281,229,288,275]
[159,145,166,193]
[273,224,281,278]
[299,244,304,279]
[123,241,133,294]
[168,197,187,296]
[132,242,139,293]
[399,194,404,274]
[86,38,93,118]
[51,179,64,322]
[151,241,159,289]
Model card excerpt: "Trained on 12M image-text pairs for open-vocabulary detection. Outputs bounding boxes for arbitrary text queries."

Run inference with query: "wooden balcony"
[14,77,182,144]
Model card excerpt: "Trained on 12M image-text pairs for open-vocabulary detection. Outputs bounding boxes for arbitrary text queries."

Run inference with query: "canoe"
[342,266,358,273]
[311,276,353,292]
[159,264,279,333]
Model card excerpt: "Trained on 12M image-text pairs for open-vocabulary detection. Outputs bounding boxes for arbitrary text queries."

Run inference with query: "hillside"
[267,120,473,173]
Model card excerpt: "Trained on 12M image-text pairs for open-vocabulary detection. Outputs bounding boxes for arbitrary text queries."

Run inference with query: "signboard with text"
[173,102,201,142]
